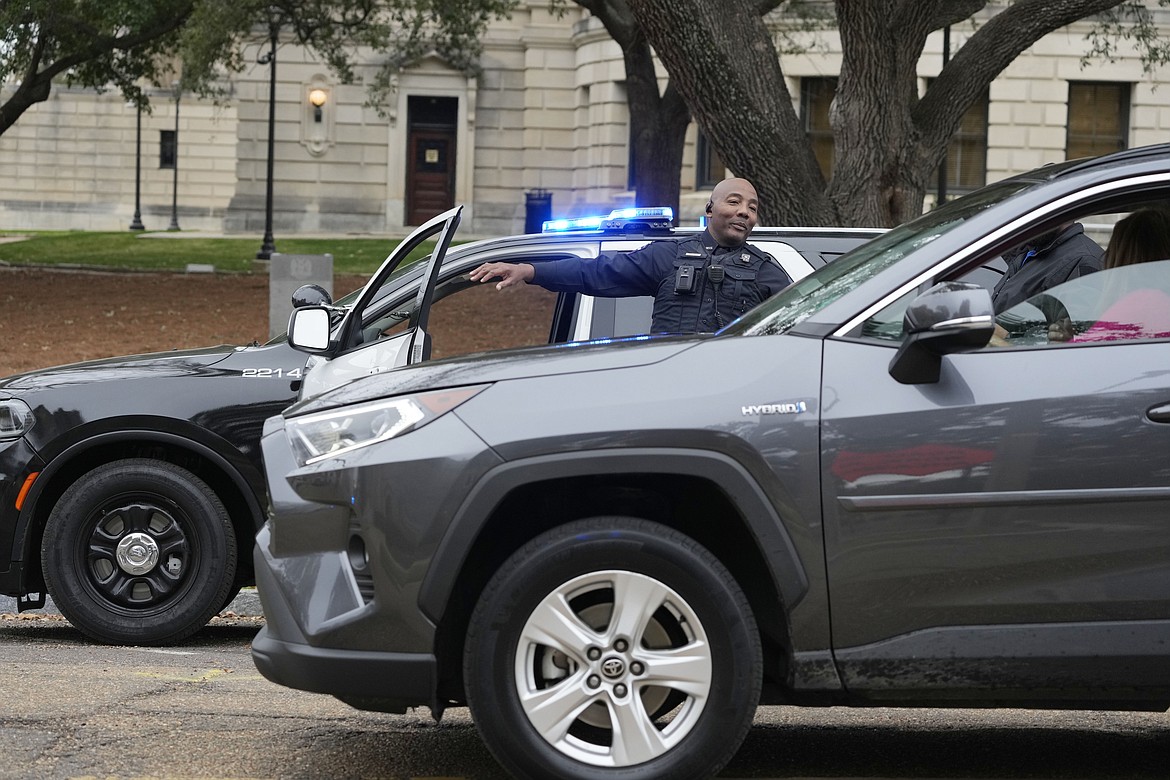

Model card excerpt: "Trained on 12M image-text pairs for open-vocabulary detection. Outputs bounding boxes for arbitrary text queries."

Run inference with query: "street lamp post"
[936,25,952,206]
[168,85,181,231]
[129,102,145,231]
[256,22,278,260]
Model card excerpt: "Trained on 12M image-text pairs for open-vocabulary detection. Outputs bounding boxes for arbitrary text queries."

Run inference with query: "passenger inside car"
[1051,208,1170,342]
[990,208,1170,346]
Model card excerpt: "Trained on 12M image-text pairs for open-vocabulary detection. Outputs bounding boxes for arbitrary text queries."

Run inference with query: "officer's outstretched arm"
[470,262,535,290]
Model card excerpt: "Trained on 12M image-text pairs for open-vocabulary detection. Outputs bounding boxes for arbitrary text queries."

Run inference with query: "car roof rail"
[1056,142,1170,178]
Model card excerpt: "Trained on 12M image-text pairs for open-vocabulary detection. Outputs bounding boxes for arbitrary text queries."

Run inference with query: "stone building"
[1,2,1168,236]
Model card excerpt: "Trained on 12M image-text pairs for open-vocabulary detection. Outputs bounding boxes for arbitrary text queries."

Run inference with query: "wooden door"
[406,129,456,226]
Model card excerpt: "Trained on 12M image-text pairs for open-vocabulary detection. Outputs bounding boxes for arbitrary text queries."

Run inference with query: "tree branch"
[915,0,1125,151]
[930,0,989,30]
[34,4,195,86]
[574,0,637,45]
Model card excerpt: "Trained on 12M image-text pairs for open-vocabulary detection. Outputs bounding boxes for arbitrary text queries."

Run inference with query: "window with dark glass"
[159,130,176,169]
[933,88,989,193]
[800,77,837,180]
[1067,82,1130,160]
[696,130,725,188]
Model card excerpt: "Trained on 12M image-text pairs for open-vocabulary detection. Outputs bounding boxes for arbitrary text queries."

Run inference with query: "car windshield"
[731,179,1034,337]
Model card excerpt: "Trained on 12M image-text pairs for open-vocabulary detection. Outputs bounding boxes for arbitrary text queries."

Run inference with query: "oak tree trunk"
[625,0,834,226]
[578,0,692,214]
[625,0,1130,227]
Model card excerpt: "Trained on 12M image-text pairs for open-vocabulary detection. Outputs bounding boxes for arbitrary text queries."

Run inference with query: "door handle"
[1147,403,1170,423]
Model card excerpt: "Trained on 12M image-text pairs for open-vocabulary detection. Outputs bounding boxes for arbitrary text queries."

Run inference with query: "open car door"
[294,206,462,399]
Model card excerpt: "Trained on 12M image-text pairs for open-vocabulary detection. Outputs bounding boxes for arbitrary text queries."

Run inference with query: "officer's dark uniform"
[991,223,1103,313]
[531,230,793,333]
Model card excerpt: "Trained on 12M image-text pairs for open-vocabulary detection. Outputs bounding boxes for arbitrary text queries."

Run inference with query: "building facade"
[1,3,1169,236]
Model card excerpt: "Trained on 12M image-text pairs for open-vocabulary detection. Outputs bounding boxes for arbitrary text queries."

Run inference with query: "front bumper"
[251,534,437,714]
[250,408,503,712]
[0,436,45,594]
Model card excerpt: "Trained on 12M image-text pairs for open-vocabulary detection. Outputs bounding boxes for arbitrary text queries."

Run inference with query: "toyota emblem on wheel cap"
[601,657,625,678]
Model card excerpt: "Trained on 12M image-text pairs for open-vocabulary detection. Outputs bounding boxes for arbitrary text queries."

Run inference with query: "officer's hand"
[469,262,535,290]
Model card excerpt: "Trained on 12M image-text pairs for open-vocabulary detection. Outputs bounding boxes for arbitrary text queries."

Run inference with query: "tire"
[217,584,245,614]
[41,458,237,646]
[465,517,761,780]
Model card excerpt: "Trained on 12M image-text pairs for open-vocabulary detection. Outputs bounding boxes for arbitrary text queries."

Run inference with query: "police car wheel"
[41,458,236,646]
[465,516,761,780]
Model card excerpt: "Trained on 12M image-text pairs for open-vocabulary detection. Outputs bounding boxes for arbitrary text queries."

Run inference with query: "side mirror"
[287,306,332,354]
[291,284,333,308]
[889,282,995,384]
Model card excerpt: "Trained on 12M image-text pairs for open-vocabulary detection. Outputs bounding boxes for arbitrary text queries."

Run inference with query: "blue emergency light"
[542,206,674,234]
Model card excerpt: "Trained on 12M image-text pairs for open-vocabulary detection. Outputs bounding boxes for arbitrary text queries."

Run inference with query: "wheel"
[465,517,761,780]
[41,458,237,646]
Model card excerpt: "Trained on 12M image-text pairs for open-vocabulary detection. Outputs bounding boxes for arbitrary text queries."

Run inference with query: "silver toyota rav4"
[257,146,1170,779]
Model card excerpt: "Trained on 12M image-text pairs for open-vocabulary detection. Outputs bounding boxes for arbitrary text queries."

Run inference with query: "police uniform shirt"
[990,223,1104,313]
[531,230,792,333]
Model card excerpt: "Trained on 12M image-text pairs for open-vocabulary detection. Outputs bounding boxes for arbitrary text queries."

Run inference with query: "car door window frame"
[331,206,463,357]
[835,175,1170,346]
[832,174,1170,340]
[355,243,602,346]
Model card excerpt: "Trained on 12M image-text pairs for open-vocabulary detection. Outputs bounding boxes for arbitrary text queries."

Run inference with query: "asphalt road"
[1,602,1167,779]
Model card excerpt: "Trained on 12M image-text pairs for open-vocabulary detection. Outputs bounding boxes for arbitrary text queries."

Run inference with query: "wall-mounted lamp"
[308,88,327,122]
[301,78,334,157]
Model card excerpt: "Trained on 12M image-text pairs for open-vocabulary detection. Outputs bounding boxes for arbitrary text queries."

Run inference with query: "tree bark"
[625,0,832,225]
[829,0,1129,226]
[577,0,691,214]
[624,0,1130,227]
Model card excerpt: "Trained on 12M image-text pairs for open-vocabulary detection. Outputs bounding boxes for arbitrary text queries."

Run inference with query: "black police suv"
[254,146,1170,780]
[0,210,880,645]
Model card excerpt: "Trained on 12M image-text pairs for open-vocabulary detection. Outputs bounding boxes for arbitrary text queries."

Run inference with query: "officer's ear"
[705,201,713,214]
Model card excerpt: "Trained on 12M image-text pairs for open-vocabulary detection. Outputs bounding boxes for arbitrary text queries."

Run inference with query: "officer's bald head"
[705,177,759,247]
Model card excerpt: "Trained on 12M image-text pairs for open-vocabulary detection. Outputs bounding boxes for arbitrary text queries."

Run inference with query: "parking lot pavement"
[0,616,507,780]
[0,588,264,619]
[2,605,1168,778]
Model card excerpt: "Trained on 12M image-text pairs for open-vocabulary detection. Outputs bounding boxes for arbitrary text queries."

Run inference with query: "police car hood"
[290,335,704,417]
[0,345,236,394]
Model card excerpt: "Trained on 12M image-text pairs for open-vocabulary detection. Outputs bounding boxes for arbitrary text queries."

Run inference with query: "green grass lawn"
[0,231,428,275]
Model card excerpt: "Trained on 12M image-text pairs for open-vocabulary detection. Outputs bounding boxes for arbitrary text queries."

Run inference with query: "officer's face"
[706,180,759,247]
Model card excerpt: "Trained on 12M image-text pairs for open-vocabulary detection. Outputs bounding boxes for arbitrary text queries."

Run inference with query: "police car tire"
[464,516,761,780]
[41,458,236,646]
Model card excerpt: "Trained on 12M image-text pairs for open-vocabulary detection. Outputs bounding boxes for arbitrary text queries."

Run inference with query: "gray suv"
[253,146,1170,780]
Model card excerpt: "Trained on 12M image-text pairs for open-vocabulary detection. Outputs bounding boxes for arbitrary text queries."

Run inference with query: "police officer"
[991,221,1103,313]
[469,178,792,334]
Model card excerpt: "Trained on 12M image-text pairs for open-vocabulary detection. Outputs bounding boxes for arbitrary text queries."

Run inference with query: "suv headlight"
[0,398,34,439]
[286,384,488,466]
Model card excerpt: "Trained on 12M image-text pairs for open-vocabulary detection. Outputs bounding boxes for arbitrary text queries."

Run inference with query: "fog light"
[347,534,369,573]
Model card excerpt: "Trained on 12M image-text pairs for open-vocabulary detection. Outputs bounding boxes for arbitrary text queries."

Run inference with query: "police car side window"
[427,276,560,359]
[746,240,816,283]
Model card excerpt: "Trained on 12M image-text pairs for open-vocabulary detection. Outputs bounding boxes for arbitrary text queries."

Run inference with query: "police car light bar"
[542,206,674,234]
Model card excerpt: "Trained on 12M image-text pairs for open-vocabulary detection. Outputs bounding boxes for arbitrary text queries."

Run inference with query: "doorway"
[406,96,458,226]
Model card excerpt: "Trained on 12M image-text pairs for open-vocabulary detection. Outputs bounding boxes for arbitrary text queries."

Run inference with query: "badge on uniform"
[738,252,751,265]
